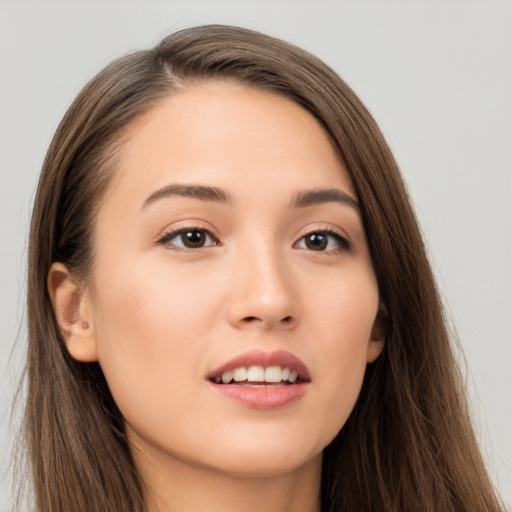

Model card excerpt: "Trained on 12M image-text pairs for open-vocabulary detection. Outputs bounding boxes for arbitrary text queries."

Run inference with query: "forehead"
[102,80,355,213]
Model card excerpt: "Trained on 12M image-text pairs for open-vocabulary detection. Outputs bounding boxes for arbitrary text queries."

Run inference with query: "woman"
[23,25,504,511]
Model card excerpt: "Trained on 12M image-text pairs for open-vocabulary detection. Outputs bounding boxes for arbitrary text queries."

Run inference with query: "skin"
[49,81,384,512]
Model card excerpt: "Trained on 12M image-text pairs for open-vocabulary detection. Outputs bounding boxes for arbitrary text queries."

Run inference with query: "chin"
[203,448,323,480]
[189,430,327,479]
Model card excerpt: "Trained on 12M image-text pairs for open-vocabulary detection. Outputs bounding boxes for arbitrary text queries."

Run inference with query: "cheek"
[89,258,222,426]
[93,251,223,343]
[305,271,378,441]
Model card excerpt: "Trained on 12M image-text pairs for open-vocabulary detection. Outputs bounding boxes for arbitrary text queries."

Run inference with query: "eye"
[157,228,219,250]
[295,230,350,252]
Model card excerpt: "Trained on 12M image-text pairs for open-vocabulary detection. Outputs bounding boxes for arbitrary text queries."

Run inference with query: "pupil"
[182,230,205,248]
[306,233,327,250]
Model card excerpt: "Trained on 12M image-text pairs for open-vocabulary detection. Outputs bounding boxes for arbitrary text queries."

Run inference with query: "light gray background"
[1,1,511,510]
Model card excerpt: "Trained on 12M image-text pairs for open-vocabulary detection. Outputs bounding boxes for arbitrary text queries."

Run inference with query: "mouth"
[209,365,306,386]
[207,350,310,409]
[208,348,310,385]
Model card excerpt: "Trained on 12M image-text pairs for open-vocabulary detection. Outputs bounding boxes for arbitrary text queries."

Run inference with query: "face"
[76,81,383,479]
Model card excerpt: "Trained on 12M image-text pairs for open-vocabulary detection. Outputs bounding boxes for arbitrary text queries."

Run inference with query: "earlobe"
[47,262,99,362]
[367,305,388,363]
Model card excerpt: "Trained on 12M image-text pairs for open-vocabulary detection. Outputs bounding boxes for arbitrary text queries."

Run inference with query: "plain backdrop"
[1,1,511,510]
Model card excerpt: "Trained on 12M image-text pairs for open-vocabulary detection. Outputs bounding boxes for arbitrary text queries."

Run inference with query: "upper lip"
[207,349,311,382]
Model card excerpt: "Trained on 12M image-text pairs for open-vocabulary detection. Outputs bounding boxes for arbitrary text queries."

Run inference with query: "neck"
[134,445,322,512]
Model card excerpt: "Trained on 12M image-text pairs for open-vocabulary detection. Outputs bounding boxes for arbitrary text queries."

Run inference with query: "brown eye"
[181,230,207,248]
[295,230,350,252]
[304,233,328,251]
[159,228,218,250]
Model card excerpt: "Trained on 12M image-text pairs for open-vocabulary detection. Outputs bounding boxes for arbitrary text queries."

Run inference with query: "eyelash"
[295,228,351,253]
[156,226,220,252]
[156,226,351,253]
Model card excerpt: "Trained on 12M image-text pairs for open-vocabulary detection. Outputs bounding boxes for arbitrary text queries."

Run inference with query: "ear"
[366,304,387,363]
[47,262,98,362]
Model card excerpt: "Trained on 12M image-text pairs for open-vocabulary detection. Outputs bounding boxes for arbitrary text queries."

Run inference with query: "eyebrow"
[142,183,359,212]
[291,189,360,211]
[143,184,232,208]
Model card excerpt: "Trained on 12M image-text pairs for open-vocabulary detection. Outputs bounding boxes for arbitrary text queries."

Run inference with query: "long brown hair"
[23,25,504,511]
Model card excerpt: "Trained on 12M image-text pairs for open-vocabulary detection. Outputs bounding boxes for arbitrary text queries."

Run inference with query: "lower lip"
[209,382,309,409]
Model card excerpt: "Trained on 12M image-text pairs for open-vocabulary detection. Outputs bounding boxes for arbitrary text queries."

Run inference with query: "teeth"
[221,370,234,384]
[264,366,282,383]
[233,367,247,382]
[247,365,265,381]
[218,365,300,384]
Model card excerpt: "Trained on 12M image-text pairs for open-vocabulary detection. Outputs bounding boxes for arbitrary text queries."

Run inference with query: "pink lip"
[207,349,310,381]
[207,349,310,410]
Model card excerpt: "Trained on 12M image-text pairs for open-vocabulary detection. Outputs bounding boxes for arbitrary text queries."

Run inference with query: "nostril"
[237,314,297,328]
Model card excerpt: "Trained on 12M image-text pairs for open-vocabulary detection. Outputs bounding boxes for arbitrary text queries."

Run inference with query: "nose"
[226,244,301,331]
